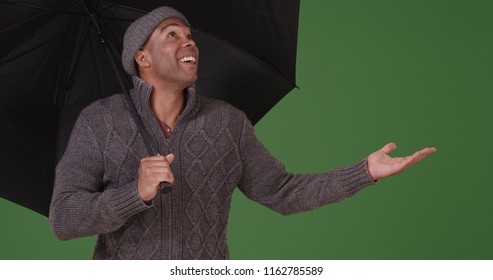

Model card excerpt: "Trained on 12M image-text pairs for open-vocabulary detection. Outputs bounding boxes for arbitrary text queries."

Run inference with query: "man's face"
[139,18,199,87]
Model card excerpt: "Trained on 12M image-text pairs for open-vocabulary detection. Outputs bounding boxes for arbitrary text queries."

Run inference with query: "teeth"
[179,56,196,63]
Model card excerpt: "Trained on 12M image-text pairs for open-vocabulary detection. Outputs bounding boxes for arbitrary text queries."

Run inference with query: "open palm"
[367,143,436,181]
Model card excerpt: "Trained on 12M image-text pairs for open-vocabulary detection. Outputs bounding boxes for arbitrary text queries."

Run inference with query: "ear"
[134,50,150,69]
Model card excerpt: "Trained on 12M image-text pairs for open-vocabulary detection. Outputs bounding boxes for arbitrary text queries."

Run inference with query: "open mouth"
[179,56,197,64]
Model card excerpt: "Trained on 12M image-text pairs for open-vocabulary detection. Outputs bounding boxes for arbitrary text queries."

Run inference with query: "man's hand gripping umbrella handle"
[138,154,175,202]
[157,153,173,193]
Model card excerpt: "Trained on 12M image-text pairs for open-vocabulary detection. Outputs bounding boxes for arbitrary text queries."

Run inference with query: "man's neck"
[149,86,185,129]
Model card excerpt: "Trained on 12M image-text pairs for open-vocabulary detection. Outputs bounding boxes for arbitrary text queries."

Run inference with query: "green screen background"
[1,0,492,259]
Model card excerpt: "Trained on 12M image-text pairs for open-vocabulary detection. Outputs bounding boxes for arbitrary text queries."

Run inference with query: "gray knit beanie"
[122,6,190,76]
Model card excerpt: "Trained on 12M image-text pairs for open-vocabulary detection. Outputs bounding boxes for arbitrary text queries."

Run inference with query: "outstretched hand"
[367,143,436,181]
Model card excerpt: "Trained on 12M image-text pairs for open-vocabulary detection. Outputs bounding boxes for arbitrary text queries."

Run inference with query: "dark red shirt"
[159,121,173,139]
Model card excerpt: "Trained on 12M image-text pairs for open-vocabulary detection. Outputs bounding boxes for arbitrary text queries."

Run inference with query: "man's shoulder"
[79,93,126,119]
[196,95,247,121]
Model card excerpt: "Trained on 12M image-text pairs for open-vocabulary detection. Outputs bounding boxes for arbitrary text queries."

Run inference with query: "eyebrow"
[159,22,185,34]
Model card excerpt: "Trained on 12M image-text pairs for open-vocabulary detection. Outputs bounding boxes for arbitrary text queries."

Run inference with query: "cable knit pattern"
[49,76,376,259]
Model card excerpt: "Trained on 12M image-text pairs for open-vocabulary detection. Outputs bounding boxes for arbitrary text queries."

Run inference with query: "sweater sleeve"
[237,116,376,215]
[49,112,151,240]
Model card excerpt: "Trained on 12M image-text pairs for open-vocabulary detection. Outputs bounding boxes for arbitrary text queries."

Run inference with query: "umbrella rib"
[0,0,86,15]
[99,2,148,14]
[0,6,53,34]
[0,1,86,65]
[96,0,140,22]
[96,0,124,14]
[1,24,78,65]
[64,22,92,98]
[26,31,65,91]
[0,1,81,35]
[97,2,147,22]
[0,0,67,11]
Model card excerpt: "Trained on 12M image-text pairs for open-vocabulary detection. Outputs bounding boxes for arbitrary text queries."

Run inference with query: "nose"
[182,31,196,47]
[184,37,196,48]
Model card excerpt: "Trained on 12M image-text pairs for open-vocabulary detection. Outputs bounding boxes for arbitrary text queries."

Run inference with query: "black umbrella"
[0,0,300,216]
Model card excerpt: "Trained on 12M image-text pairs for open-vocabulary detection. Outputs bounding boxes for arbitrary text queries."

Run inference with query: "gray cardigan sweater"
[50,76,375,259]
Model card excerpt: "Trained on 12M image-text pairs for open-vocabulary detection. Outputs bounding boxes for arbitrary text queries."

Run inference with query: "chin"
[187,75,198,85]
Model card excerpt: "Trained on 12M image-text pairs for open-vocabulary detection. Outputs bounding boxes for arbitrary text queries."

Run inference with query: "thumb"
[381,142,397,154]
[165,153,175,165]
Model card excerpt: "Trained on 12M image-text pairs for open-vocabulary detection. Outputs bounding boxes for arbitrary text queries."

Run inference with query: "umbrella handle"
[156,153,172,193]
[160,182,172,193]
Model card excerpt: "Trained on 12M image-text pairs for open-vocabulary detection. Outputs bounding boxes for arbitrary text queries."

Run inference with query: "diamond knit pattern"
[183,126,242,259]
[101,109,161,259]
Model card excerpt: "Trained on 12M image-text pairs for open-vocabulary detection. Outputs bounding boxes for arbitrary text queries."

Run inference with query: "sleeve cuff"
[335,158,377,196]
[102,179,152,222]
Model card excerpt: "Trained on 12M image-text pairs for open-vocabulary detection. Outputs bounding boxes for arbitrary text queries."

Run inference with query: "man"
[49,7,435,259]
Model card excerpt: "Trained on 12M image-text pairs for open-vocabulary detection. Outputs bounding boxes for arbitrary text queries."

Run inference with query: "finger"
[144,165,173,174]
[156,174,174,185]
[141,155,166,163]
[411,147,436,161]
[425,147,437,155]
[165,154,175,165]
[140,160,170,171]
[412,147,436,164]
[143,167,174,184]
[402,147,436,169]
[159,171,174,185]
[141,155,174,175]
[141,154,174,166]
[380,142,397,154]
[402,152,425,169]
[141,154,175,165]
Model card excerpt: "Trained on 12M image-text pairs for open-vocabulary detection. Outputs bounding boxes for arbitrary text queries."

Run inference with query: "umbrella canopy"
[0,0,300,216]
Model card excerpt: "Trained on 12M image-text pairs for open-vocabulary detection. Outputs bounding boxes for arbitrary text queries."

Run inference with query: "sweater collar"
[130,75,198,122]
